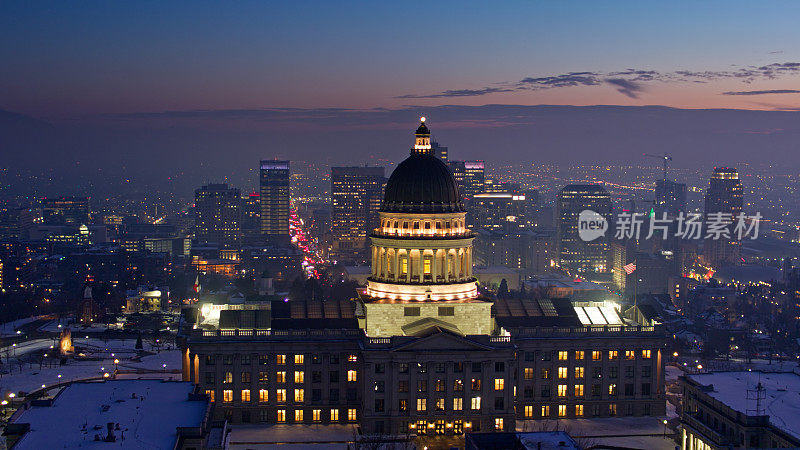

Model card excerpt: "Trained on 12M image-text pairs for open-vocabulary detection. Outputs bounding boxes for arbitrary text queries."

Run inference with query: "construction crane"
[643,152,672,181]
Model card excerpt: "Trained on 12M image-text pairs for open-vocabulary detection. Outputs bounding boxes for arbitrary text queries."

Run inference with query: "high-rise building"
[42,196,89,225]
[330,166,386,263]
[471,192,536,232]
[556,184,612,273]
[448,160,484,201]
[703,167,743,267]
[431,139,448,161]
[654,179,687,217]
[194,183,241,249]
[241,192,261,244]
[259,160,290,242]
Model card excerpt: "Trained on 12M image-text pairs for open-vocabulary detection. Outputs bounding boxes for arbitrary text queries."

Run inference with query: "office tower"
[180,121,666,435]
[194,183,241,249]
[241,192,261,244]
[448,160,484,201]
[471,191,535,232]
[431,139,448,161]
[330,166,386,263]
[259,160,290,243]
[654,179,687,217]
[41,196,89,225]
[703,167,743,267]
[556,184,612,273]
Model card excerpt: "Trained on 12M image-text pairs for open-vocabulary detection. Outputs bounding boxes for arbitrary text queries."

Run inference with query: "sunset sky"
[3,0,800,118]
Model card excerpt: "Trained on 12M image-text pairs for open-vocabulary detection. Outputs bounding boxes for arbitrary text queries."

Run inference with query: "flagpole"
[633,258,638,321]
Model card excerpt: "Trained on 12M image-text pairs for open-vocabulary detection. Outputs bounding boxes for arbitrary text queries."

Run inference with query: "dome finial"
[413,118,432,155]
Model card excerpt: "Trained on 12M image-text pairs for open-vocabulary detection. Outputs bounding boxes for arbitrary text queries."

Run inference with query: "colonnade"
[371,245,472,283]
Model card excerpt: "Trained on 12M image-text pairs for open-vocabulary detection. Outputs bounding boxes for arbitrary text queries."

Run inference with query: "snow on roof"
[12,380,207,450]
[687,371,800,439]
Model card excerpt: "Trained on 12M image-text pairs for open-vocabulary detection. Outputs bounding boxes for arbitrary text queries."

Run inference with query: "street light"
[663,419,668,437]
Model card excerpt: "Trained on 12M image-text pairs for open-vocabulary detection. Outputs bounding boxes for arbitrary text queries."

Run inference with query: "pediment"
[392,328,495,352]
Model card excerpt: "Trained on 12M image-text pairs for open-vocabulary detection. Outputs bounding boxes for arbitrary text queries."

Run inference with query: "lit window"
[295,409,303,422]
[609,384,617,396]
[423,258,431,274]
[224,371,232,383]
[436,398,445,411]
[348,409,357,422]
[276,389,286,402]
[574,367,585,378]
[205,390,215,402]
[259,389,268,402]
[558,351,568,361]
[223,390,233,403]
[557,385,567,397]
[401,258,408,275]
[277,409,286,423]
[558,367,568,379]
[608,350,618,360]
[524,368,534,380]
[592,351,601,361]
[347,370,357,382]
[642,349,652,359]
[330,409,339,421]
[609,404,617,416]
[524,405,533,418]
[471,397,481,410]
[241,389,250,402]
[574,384,584,397]
[312,409,321,422]
[348,355,358,362]
[494,418,504,431]
[295,371,304,383]
[558,404,567,417]
[575,404,584,417]
[417,398,427,411]
[494,378,504,390]
[294,389,304,402]
[453,398,463,411]
[575,350,585,360]
[541,405,550,417]
[277,354,286,364]
[294,354,304,364]
[625,350,635,360]
[277,371,286,383]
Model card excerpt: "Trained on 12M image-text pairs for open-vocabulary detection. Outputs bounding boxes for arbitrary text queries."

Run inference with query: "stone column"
[405,250,411,283]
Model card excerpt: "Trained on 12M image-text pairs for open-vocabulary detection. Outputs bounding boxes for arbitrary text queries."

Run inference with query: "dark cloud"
[518,72,601,88]
[395,87,514,99]
[605,78,644,99]
[722,89,800,96]
[396,62,800,100]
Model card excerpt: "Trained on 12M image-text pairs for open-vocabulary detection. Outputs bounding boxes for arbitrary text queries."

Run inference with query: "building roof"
[10,380,208,450]
[686,371,800,440]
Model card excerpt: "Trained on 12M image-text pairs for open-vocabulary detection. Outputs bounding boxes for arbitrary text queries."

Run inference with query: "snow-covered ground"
[226,424,358,449]
[0,317,41,337]
[518,417,678,450]
[0,337,181,397]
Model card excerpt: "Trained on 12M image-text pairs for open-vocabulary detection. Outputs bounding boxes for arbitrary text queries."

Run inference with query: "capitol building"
[179,120,666,438]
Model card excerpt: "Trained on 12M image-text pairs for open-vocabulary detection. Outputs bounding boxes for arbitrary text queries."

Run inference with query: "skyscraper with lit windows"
[259,160,290,243]
[330,166,385,263]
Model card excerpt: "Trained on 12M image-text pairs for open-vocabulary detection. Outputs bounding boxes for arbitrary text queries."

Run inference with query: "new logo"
[578,210,608,242]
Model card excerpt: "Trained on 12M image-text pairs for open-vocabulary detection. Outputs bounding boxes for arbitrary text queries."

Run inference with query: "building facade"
[556,184,612,273]
[330,166,386,263]
[194,183,242,250]
[703,167,743,268]
[259,160,291,242]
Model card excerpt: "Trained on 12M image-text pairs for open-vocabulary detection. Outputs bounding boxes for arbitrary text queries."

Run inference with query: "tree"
[135,334,143,350]
[497,278,510,299]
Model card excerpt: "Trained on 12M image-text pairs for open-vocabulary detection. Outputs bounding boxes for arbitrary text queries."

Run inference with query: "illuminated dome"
[381,119,464,213]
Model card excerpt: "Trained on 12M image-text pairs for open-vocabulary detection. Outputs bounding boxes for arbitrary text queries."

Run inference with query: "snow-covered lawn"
[0,337,181,397]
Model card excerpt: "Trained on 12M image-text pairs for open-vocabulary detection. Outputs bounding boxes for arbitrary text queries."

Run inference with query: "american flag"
[623,262,637,274]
